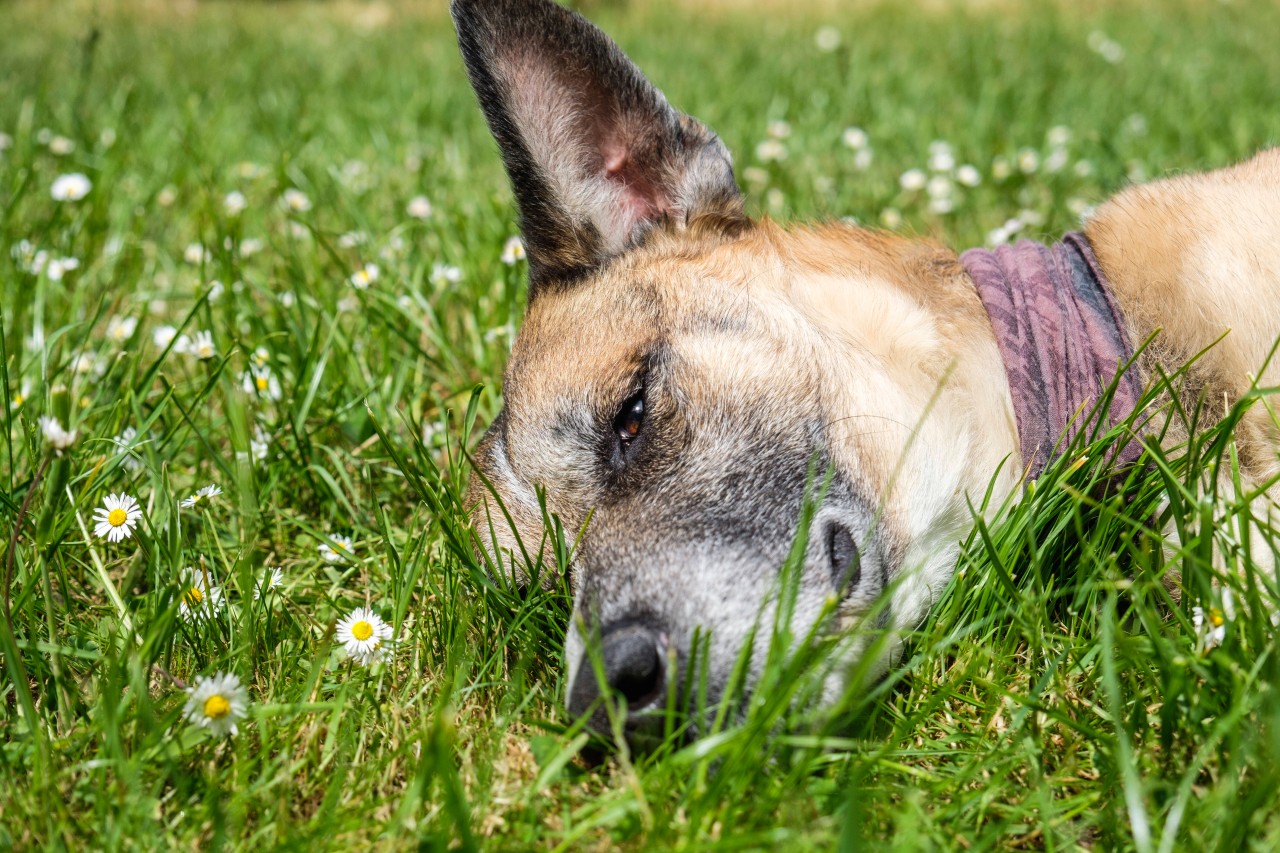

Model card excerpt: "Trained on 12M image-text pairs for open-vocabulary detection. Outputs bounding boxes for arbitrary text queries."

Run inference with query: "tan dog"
[452,0,1280,739]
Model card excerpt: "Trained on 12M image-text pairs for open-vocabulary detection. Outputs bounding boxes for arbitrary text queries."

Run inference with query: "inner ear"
[453,0,745,293]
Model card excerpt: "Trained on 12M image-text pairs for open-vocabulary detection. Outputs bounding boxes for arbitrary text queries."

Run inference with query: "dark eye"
[612,393,645,452]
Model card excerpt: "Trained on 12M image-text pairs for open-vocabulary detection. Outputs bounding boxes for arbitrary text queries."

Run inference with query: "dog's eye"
[613,393,645,450]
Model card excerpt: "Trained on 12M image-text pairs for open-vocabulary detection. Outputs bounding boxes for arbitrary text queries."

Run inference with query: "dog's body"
[453,0,1280,739]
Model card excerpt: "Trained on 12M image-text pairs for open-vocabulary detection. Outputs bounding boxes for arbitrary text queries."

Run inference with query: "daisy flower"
[336,607,394,665]
[177,567,224,622]
[40,416,78,454]
[153,325,178,349]
[349,263,380,289]
[281,188,311,213]
[500,236,526,266]
[223,190,247,216]
[1193,589,1233,651]
[106,316,137,342]
[814,26,841,52]
[189,330,216,360]
[319,534,355,563]
[93,493,142,542]
[406,195,433,219]
[755,138,787,163]
[111,427,144,471]
[242,366,281,401]
[45,257,79,281]
[956,164,982,187]
[183,243,208,265]
[430,263,462,285]
[50,173,92,202]
[250,346,271,368]
[183,672,248,737]
[10,381,30,410]
[181,484,223,509]
[841,127,869,150]
[254,567,283,600]
[899,169,926,192]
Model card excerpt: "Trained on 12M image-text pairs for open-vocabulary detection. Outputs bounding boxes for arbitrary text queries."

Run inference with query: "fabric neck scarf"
[960,232,1143,481]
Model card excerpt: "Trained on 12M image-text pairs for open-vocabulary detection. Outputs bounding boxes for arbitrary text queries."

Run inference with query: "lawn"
[3,0,1280,849]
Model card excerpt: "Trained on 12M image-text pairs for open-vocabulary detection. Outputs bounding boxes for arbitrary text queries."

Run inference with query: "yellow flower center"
[108,508,128,527]
[13,393,24,405]
[184,586,204,606]
[203,695,231,719]
[352,620,374,641]
[256,376,270,391]
[1209,608,1225,628]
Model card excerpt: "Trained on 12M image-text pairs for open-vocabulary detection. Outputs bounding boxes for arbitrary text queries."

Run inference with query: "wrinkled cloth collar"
[960,233,1143,481]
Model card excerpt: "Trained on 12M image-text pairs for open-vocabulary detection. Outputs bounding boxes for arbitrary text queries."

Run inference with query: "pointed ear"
[451,0,746,293]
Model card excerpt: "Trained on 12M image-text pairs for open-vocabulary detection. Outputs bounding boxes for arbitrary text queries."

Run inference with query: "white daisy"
[223,190,247,216]
[899,168,926,192]
[927,141,955,173]
[430,263,462,285]
[879,207,903,229]
[1193,590,1233,652]
[153,325,178,349]
[254,567,283,600]
[156,185,177,207]
[48,135,75,155]
[348,263,380,289]
[335,607,394,665]
[281,188,311,213]
[45,257,79,281]
[406,195,433,219]
[841,127,869,150]
[242,366,281,401]
[956,164,982,187]
[189,330,216,360]
[106,316,137,342]
[319,534,355,563]
[183,243,208,265]
[111,427,144,471]
[1017,148,1040,174]
[500,236,526,266]
[92,493,142,542]
[40,416,78,453]
[180,484,223,509]
[183,672,248,737]
[755,138,787,162]
[10,381,30,410]
[50,173,92,201]
[814,26,841,52]
[177,567,225,622]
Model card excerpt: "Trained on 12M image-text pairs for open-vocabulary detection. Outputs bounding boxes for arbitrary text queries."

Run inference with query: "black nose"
[568,623,666,720]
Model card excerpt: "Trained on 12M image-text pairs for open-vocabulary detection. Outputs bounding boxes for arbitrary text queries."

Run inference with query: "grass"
[3,0,1280,848]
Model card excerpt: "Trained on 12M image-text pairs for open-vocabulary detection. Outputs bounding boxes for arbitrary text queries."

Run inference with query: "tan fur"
[1087,148,1280,480]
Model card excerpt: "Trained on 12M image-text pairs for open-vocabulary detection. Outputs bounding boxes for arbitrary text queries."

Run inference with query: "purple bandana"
[961,233,1143,481]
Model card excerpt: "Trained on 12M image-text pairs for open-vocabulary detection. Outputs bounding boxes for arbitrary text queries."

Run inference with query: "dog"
[451,0,1280,740]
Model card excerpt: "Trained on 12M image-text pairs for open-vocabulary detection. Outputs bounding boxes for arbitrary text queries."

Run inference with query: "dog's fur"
[452,0,1280,736]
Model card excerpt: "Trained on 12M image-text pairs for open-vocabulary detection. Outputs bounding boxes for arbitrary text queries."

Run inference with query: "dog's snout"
[568,623,668,722]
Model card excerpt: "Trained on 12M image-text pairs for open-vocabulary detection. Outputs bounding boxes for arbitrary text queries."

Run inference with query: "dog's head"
[453,0,1018,739]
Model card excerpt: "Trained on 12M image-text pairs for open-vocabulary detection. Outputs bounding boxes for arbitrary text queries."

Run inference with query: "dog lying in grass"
[451,0,1280,742]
